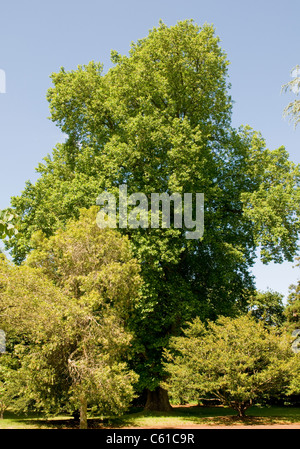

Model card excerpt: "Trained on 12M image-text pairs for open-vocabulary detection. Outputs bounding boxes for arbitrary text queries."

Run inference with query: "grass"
[111,404,300,428]
[0,405,300,429]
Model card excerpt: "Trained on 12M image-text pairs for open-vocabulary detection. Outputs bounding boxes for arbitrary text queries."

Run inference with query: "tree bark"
[144,387,172,412]
[236,403,247,418]
[79,395,88,429]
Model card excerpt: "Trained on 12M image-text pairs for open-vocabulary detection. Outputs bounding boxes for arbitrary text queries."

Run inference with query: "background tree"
[6,20,300,409]
[164,315,299,417]
[0,208,141,428]
[280,257,300,333]
[284,292,300,334]
[282,65,300,127]
[0,209,18,241]
[247,289,285,327]
[0,354,17,419]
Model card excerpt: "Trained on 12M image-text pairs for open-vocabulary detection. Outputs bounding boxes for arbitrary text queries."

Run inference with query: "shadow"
[3,405,300,429]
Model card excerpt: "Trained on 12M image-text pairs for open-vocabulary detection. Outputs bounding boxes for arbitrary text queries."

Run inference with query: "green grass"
[111,405,300,428]
[0,411,74,429]
[1,405,300,429]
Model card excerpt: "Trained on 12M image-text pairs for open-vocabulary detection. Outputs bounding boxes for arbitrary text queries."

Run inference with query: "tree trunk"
[236,403,246,418]
[144,387,172,412]
[235,400,251,418]
[79,395,88,429]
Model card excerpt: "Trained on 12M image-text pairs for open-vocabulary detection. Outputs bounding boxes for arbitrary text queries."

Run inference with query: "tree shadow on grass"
[5,405,300,429]
[178,405,300,427]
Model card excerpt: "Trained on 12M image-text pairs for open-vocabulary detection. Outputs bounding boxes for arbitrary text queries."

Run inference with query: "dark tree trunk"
[235,402,248,418]
[72,409,80,422]
[144,387,172,412]
[79,395,88,429]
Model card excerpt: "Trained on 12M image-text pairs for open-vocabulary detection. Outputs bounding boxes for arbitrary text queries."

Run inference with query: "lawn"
[0,405,300,429]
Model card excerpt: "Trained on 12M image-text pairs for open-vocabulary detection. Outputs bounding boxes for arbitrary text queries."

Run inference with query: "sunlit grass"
[111,405,300,428]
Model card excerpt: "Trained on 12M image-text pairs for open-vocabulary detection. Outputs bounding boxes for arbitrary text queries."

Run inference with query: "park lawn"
[0,411,74,429]
[111,405,300,428]
[0,405,300,429]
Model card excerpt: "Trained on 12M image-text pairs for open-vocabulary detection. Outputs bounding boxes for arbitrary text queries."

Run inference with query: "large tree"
[6,20,300,409]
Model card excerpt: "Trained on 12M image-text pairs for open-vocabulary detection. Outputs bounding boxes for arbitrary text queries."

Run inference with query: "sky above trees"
[0,0,300,299]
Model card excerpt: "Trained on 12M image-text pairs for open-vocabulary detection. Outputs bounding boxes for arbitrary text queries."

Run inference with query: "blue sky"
[0,0,299,300]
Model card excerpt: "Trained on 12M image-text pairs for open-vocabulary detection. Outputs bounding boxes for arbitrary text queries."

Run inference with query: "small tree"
[0,208,141,427]
[164,315,299,417]
[7,301,139,429]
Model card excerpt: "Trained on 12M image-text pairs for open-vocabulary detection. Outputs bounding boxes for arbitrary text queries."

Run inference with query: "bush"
[164,315,300,417]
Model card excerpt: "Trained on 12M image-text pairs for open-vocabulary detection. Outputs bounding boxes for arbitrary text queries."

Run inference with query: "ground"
[1,404,300,429]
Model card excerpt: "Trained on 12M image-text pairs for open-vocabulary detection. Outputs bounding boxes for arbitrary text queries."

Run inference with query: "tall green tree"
[6,20,300,409]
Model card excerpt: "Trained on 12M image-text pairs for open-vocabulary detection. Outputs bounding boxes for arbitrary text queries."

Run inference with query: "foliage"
[284,293,300,333]
[247,289,285,327]
[164,315,300,417]
[0,209,18,240]
[282,65,300,127]
[0,354,18,419]
[0,208,141,426]
[5,20,300,397]
[26,206,142,320]
[281,257,300,332]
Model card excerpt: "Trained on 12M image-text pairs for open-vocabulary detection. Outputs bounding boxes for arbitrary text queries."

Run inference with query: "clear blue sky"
[0,0,299,300]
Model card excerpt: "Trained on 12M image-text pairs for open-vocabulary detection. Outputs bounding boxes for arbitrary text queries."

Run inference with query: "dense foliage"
[0,208,141,428]
[164,315,300,417]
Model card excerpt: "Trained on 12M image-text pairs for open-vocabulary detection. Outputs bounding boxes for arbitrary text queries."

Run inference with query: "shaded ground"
[1,405,300,429]
[118,412,300,428]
